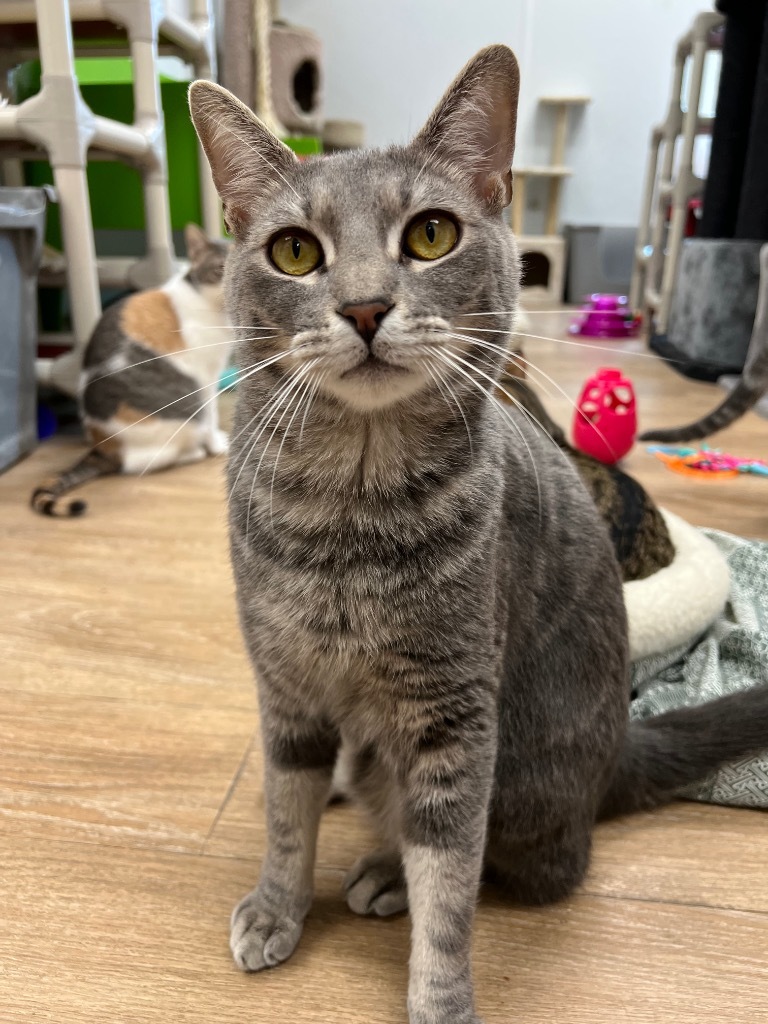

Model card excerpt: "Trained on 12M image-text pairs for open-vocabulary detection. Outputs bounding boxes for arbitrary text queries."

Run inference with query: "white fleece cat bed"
[624,509,731,662]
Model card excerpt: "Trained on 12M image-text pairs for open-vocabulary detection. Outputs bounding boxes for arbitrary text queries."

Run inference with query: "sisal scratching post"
[253,0,284,136]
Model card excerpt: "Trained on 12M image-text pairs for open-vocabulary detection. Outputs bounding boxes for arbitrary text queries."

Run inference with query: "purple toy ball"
[569,293,642,339]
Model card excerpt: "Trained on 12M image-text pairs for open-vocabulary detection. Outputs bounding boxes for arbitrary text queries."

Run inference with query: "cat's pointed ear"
[184,223,209,263]
[188,81,298,238]
[412,45,520,212]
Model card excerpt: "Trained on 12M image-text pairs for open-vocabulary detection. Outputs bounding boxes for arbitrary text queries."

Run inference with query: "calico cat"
[497,369,675,581]
[189,47,768,1024]
[641,242,768,442]
[31,225,233,516]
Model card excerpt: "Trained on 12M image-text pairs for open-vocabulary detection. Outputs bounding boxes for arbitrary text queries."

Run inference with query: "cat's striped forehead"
[246,147,486,251]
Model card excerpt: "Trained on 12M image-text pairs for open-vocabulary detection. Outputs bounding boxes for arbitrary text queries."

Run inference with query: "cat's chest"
[237,487,492,667]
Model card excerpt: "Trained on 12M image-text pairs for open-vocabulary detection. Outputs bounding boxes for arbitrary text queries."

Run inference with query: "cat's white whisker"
[298,372,326,449]
[445,330,563,404]
[445,331,616,456]
[137,353,288,477]
[445,342,571,468]
[86,338,257,386]
[226,348,315,450]
[244,362,316,541]
[457,309,571,316]
[420,359,474,463]
[269,371,317,526]
[462,323,681,365]
[435,349,543,526]
[228,362,312,503]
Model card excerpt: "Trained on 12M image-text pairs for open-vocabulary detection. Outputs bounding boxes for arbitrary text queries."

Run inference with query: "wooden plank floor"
[1,315,767,1023]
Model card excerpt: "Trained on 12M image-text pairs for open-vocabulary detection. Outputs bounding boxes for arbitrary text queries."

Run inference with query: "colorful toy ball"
[569,294,642,339]
[573,367,637,464]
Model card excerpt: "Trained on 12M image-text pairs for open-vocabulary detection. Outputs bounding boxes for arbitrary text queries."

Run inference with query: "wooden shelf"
[539,95,592,106]
[514,165,573,178]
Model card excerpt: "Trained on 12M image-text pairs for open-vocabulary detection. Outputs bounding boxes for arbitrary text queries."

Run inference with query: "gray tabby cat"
[641,242,768,442]
[190,47,768,1024]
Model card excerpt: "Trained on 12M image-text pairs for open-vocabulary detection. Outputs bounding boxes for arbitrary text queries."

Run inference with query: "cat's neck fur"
[231,372,488,531]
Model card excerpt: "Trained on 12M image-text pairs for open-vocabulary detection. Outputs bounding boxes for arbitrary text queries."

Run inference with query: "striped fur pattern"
[31,225,233,516]
[641,242,768,442]
[498,372,675,581]
[190,47,768,1024]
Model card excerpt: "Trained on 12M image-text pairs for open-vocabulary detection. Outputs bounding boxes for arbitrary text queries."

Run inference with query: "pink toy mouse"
[573,368,637,464]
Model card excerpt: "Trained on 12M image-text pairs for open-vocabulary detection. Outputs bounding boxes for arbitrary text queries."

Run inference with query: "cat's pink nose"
[339,301,393,345]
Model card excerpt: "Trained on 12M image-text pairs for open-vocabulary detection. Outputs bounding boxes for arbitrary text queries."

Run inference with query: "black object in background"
[700,0,768,240]
[734,3,768,239]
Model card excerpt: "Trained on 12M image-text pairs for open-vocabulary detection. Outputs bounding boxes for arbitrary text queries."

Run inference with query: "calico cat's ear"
[412,44,520,212]
[188,81,298,238]
[184,223,209,263]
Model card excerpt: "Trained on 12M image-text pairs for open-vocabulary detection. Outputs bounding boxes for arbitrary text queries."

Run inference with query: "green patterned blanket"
[631,528,768,809]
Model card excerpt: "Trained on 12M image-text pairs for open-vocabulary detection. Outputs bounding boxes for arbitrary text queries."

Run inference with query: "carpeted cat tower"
[650,0,768,380]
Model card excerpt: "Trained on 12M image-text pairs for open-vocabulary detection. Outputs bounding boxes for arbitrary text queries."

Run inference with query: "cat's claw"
[206,429,229,456]
[344,849,408,917]
[230,887,306,972]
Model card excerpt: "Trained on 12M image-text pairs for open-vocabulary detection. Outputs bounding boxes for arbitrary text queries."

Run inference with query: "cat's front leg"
[230,716,338,972]
[400,691,496,1024]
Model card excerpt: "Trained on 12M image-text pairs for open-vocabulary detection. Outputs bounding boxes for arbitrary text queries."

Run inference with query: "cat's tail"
[599,686,768,819]
[641,243,768,444]
[638,379,763,443]
[30,449,119,517]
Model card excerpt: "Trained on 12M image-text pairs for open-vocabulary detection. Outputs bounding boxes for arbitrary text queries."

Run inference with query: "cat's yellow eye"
[270,229,323,276]
[404,212,459,261]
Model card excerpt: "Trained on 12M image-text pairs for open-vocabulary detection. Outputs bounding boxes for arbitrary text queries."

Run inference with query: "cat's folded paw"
[344,849,408,917]
[230,887,306,972]
[206,429,229,456]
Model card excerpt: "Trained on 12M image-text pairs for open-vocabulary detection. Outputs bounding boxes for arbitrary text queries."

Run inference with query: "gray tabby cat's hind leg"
[341,745,409,915]
[344,848,408,916]
[484,820,592,905]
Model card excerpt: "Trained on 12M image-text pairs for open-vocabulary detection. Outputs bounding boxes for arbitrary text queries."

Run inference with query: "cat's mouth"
[340,354,410,380]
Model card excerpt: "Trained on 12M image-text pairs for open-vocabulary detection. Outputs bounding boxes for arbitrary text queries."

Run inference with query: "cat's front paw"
[206,429,229,456]
[230,886,307,972]
[344,849,408,917]
[409,1007,483,1024]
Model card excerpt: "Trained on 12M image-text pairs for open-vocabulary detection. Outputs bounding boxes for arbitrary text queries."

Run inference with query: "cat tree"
[512,95,590,305]
[629,10,724,333]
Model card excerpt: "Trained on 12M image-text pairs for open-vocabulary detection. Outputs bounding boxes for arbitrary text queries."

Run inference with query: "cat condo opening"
[270,22,323,133]
[520,250,552,290]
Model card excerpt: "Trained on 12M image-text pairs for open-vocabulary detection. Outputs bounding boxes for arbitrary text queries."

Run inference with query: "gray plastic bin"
[565,225,637,303]
[0,187,46,472]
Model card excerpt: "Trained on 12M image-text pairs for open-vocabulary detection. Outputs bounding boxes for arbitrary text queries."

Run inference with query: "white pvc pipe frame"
[0,0,220,379]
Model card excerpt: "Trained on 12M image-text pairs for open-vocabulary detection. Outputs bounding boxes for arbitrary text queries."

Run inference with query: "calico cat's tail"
[599,687,768,818]
[638,379,763,443]
[30,449,119,517]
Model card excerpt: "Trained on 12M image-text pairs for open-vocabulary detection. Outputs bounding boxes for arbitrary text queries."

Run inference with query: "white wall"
[282,0,711,227]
